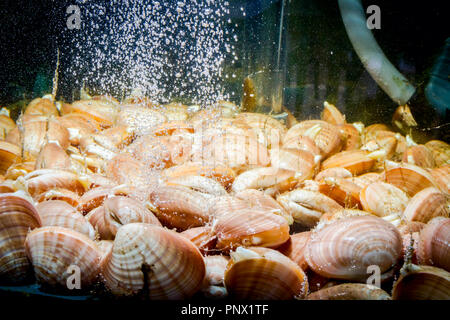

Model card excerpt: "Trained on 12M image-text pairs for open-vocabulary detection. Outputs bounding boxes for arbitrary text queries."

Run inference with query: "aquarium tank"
[0,0,448,305]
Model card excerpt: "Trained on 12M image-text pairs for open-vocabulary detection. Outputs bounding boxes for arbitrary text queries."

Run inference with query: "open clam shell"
[101,223,205,299]
[307,283,391,300]
[392,265,450,300]
[25,226,102,290]
[305,215,402,281]
[224,246,308,300]
[0,194,42,283]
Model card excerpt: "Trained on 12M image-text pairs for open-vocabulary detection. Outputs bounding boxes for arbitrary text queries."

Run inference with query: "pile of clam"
[0,94,449,300]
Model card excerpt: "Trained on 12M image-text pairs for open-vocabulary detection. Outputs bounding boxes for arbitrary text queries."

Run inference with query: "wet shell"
[148,186,212,231]
[101,223,205,299]
[403,187,449,223]
[321,101,345,125]
[277,189,342,228]
[103,196,161,236]
[350,172,381,189]
[165,175,227,197]
[85,206,113,240]
[403,145,435,168]
[36,200,95,239]
[106,152,149,187]
[24,97,58,117]
[0,114,16,140]
[392,265,450,300]
[231,167,296,194]
[0,140,22,175]
[36,188,81,208]
[425,140,450,167]
[321,150,375,176]
[69,99,120,128]
[359,182,409,217]
[213,207,290,251]
[224,246,308,300]
[283,120,342,158]
[430,165,450,194]
[282,136,321,158]
[180,226,217,255]
[339,124,361,151]
[0,194,42,283]
[25,169,87,198]
[35,142,71,170]
[4,161,35,180]
[318,177,362,209]
[25,226,101,289]
[382,163,438,196]
[307,283,391,300]
[202,255,229,299]
[417,217,450,272]
[305,215,402,281]
[277,232,311,270]
[319,208,374,224]
[78,186,131,215]
[270,148,316,180]
[314,167,353,181]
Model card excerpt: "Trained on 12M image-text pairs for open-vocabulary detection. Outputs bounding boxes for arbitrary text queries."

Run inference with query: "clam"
[85,206,113,240]
[106,152,149,187]
[430,165,450,194]
[101,223,205,299]
[339,124,361,151]
[58,113,99,146]
[392,265,450,300]
[403,145,435,168]
[208,195,250,219]
[25,169,87,198]
[0,194,42,283]
[321,101,345,125]
[201,255,229,299]
[0,114,16,140]
[321,149,375,176]
[0,140,22,175]
[359,182,409,217]
[277,232,311,270]
[235,189,292,224]
[126,134,172,170]
[36,200,96,239]
[403,187,449,223]
[277,189,342,228]
[103,196,161,236]
[283,120,342,158]
[180,226,217,254]
[270,148,316,180]
[4,161,35,180]
[35,142,71,170]
[417,217,450,272]
[36,188,81,208]
[25,226,102,290]
[307,283,391,300]
[24,97,58,117]
[382,163,438,196]
[148,185,212,231]
[69,99,120,128]
[78,185,131,215]
[231,166,296,194]
[350,172,381,188]
[305,215,402,281]
[318,177,362,208]
[212,207,290,251]
[224,246,308,300]
[315,167,352,182]
[319,208,374,223]
[363,124,390,143]
[164,175,227,197]
[282,136,321,158]
[158,103,189,121]
[425,140,450,167]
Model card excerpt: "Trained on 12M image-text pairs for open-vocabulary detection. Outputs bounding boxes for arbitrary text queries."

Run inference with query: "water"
[60,0,238,106]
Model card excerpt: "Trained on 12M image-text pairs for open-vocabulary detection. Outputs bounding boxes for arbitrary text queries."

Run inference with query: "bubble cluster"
[64,0,237,105]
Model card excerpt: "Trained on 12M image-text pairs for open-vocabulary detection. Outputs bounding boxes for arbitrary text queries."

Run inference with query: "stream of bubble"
[63,0,237,106]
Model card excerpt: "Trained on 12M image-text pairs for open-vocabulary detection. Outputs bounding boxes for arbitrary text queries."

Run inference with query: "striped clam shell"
[277,231,311,270]
[307,283,391,300]
[180,226,217,255]
[305,215,402,281]
[224,246,308,300]
[25,226,102,289]
[403,187,449,223]
[424,140,450,167]
[359,182,409,217]
[382,163,437,196]
[321,149,375,176]
[101,223,205,299]
[0,194,42,283]
[417,217,450,272]
[36,200,96,239]
[201,255,229,299]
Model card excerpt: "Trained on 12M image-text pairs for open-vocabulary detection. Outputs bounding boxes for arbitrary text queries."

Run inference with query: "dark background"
[0,0,448,139]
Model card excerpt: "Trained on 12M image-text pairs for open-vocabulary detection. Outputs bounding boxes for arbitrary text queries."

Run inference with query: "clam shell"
[403,187,449,223]
[403,145,435,168]
[359,182,409,217]
[25,226,101,289]
[392,265,450,300]
[4,161,35,180]
[315,167,352,182]
[318,177,362,208]
[36,188,81,208]
[106,152,150,187]
[382,163,438,196]
[201,255,229,299]
[231,166,296,194]
[282,136,321,157]
[103,196,161,236]
[350,172,381,188]
[0,141,22,175]
[283,120,342,158]
[180,226,217,254]
[24,98,58,117]
[277,189,342,228]
[321,150,375,176]
[165,175,227,197]
[430,165,450,194]
[85,206,113,240]
[417,217,450,272]
[213,207,290,251]
[277,232,311,270]
[270,148,316,180]
[148,185,212,231]
[425,140,450,167]
[101,223,205,299]
[36,200,95,239]
[70,99,120,128]
[78,186,131,214]
[0,114,17,139]
[25,169,87,198]
[339,124,361,151]
[307,283,391,300]
[224,246,308,300]
[305,215,402,281]
[321,101,345,125]
[0,194,42,283]
[35,142,71,170]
